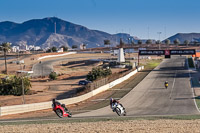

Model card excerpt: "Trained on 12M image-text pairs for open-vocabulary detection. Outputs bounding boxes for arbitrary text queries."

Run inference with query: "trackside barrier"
[37,52,77,60]
[0,66,144,116]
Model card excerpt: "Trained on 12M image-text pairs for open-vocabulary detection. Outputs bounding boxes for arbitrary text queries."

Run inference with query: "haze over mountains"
[0,17,139,49]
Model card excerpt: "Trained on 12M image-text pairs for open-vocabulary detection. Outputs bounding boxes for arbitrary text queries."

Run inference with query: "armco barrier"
[0,66,144,116]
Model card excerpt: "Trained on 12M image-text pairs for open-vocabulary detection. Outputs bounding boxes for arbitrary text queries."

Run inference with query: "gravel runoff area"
[1,119,200,133]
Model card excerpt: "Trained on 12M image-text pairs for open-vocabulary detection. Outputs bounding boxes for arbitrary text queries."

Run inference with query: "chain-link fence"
[86,68,133,90]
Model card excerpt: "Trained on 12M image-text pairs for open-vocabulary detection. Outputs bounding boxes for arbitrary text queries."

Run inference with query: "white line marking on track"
[188,60,200,113]
[169,70,177,99]
[109,88,132,91]
[91,98,121,102]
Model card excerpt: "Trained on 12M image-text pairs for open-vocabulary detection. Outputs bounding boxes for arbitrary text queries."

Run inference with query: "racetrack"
[75,56,199,117]
[31,55,106,77]
[1,56,199,122]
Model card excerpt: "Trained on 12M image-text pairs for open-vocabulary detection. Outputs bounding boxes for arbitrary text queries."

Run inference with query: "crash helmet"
[52,98,56,103]
[110,97,113,102]
[165,81,168,84]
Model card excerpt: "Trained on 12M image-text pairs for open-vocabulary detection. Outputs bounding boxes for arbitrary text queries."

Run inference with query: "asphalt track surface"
[31,56,104,77]
[75,56,199,117]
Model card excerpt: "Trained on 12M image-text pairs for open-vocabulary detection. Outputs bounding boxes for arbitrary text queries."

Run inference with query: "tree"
[104,40,110,46]
[0,76,31,96]
[137,40,142,45]
[72,45,78,49]
[119,38,125,48]
[146,39,152,45]
[12,76,31,96]
[184,40,190,47]
[86,67,112,81]
[49,71,57,80]
[173,39,180,47]
[165,39,171,45]
[156,40,161,44]
[0,42,11,74]
[46,47,57,53]
[51,47,57,52]
[156,40,161,50]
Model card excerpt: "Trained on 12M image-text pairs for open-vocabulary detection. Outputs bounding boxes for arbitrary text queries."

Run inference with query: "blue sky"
[0,0,200,40]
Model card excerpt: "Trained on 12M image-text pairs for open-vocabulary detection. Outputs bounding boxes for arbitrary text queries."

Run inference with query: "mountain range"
[0,17,140,49]
[166,33,200,43]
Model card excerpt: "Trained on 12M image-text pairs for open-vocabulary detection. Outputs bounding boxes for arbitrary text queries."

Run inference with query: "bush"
[49,72,57,80]
[87,67,112,81]
[0,76,31,96]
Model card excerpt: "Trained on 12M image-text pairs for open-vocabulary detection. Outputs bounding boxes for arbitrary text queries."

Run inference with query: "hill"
[166,33,200,43]
[0,17,140,49]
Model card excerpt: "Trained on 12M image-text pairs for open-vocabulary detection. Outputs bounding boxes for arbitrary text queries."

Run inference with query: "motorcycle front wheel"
[123,110,126,116]
[115,107,121,116]
[55,109,63,118]
[68,112,72,118]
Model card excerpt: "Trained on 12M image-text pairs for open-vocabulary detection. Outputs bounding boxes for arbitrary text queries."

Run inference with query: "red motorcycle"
[52,99,72,118]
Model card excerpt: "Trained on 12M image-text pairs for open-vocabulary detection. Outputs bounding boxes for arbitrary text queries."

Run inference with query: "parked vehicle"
[52,99,72,118]
[78,80,91,85]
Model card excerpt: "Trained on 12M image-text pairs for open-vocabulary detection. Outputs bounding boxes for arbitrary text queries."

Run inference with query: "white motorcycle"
[111,103,126,116]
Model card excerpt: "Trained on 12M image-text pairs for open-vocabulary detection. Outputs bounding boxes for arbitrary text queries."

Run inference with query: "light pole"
[157,32,162,50]
[128,37,131,66]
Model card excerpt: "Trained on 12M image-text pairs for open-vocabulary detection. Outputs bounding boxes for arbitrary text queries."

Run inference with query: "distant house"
[28,45,41,51]
[57,48,63,53]
[80,44,86,50]
[18,43,29,51]
[12,46,19,52]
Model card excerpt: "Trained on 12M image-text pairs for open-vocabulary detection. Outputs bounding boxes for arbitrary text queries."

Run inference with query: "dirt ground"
[1,119,200,133]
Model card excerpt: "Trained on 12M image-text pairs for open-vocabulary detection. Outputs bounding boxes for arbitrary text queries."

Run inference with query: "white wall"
[37,52,76,60]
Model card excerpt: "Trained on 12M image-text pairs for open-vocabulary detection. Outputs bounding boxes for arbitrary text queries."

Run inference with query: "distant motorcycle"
[165,81,168,89]
[52,100,72,118]
[111,103,126,116]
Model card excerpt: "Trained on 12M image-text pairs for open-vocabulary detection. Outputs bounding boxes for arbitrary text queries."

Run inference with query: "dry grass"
[1,119,200,133]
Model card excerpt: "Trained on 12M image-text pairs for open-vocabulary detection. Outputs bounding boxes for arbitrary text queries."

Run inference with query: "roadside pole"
[138,51,140,67]
[21,64,25,104]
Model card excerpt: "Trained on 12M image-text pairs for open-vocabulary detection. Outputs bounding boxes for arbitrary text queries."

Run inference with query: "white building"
[80,44,86,50]
[57,48,63,53]
[12,46,20,52]
[28,45,41,51]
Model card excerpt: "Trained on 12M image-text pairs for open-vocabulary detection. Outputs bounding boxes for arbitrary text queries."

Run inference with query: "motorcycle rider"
[52,99,68,111]
[164,81,168,89]
[110,98,119,108]
[110,98,125,111]
[52,99,61,106]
